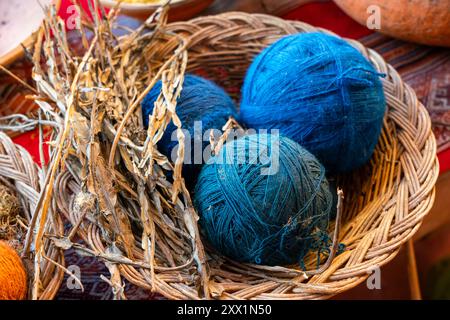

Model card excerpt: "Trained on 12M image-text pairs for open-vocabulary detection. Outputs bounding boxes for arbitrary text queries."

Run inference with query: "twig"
[305,189,344,276]
[107,39,189,169]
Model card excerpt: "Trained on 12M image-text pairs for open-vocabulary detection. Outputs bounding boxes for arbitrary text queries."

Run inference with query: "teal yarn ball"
[240,32,386,174]
[142,75,238,186]
[194,133,333,266]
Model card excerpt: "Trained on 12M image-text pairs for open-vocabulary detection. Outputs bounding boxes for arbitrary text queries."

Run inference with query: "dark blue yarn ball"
[142,75,238,186]
[194,133,332,266]
[240,32,386,174]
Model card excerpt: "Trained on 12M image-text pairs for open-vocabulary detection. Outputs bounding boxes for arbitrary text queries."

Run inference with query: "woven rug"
[0,0,449,299]
[56,247,159,300]
[360,33,450,154]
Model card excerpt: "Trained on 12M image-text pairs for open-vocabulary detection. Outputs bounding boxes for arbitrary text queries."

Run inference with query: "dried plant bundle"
[11,1,211,299]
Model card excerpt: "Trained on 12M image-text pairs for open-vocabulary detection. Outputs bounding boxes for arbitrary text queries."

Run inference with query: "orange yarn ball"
[0,241,27,300]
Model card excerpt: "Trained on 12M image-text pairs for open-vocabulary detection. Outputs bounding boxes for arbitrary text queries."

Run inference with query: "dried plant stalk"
[23,1,209,299]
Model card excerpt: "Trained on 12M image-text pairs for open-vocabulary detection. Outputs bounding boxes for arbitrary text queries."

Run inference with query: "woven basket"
[0,132,65,300]
[25,11,438,300]
[137,12,438,299]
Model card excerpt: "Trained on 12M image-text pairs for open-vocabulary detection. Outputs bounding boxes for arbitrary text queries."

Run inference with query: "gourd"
[334,0,450,47]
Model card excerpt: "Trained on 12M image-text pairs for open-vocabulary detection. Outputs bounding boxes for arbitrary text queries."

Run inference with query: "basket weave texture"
[1,11,438,300]
[142,13,439,299]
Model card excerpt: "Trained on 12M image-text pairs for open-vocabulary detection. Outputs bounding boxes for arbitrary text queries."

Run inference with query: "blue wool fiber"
[194,133,333,266]
[240,32,386,173]
[142,75,238,185]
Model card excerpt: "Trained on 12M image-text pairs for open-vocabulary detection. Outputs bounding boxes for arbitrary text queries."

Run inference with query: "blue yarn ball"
[194,133,332,266]
[142,75,238,185]
[240,32,386,173]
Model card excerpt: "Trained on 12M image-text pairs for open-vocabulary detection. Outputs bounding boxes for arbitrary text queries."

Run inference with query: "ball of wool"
[240,32,386,173]
[194,133,333,266]
[142,74,238,186]
[0,241,27,300]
